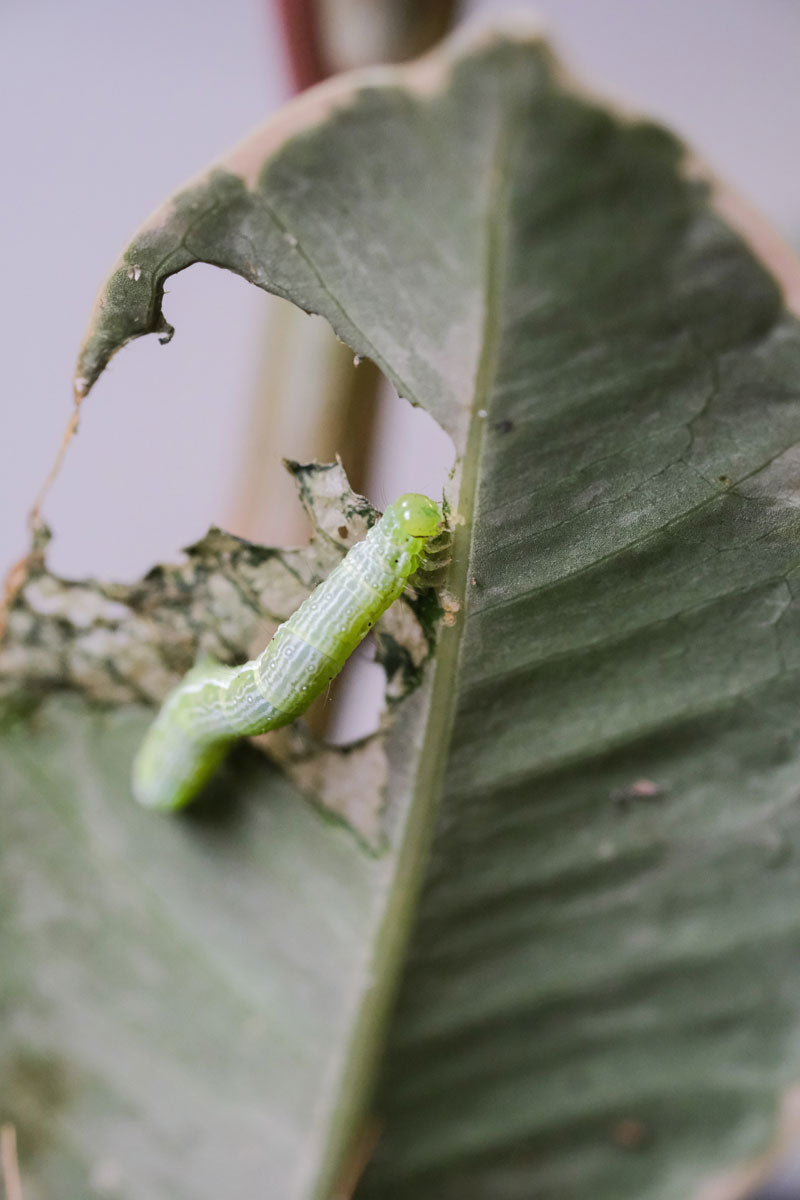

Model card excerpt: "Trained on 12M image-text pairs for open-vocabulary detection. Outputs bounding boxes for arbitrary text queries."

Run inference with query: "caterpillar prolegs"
[132,493,445,811]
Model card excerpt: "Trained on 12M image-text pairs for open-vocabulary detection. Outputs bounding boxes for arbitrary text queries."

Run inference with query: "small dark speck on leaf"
[611,777,665,811]
[493,418,514,434]
[718,475,731,485]
[470,575,480,588]
[611,1118,649,1149]
[338,526,348,539]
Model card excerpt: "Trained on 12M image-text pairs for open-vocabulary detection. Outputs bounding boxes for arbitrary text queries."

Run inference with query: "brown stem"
[0,1125,24,1200]
[272,0,327,92]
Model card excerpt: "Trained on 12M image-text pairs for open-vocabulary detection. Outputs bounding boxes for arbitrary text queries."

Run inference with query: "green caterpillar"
[132,493,445,810]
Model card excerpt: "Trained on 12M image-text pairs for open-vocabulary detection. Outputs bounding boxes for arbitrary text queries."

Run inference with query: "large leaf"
[0,461,435,1200]
[5,17,800,1200]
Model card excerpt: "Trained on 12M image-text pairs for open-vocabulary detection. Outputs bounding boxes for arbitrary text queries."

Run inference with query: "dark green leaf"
[5,19,800,1200]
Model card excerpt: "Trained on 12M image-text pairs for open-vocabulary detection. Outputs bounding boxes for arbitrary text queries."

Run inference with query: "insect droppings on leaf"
[611,777,666,811]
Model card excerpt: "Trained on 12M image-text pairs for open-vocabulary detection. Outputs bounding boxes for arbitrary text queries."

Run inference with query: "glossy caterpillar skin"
[132,493,444,810]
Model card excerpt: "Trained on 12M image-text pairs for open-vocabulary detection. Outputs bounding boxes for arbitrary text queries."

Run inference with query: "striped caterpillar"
[132,493,445,810]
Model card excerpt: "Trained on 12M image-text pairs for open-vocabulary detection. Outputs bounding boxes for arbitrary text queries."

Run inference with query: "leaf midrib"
[308,62,527,1200]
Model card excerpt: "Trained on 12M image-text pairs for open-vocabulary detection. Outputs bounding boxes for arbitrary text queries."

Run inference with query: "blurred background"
[2,1,800,1194]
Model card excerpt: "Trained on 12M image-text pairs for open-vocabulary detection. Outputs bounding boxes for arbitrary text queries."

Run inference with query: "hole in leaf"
[322,645,387,747]
[46,264,267,581]
[321,382,454,745]
[361,380,455,509]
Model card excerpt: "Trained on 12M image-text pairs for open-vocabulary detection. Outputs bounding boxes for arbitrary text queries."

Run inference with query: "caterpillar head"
[395,493,444,539]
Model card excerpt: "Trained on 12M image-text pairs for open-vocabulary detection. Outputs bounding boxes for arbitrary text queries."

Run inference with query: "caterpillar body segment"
[132,493,444,811]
